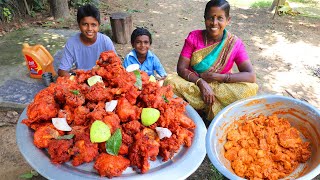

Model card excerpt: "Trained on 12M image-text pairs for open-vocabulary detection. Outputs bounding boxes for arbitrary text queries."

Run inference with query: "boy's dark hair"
[204,0,230,18]
[77,4,100,24]
[131,27,152,45]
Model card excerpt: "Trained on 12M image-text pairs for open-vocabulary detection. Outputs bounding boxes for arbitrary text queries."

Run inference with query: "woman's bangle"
[187,72,194,81]
[195,78,202,86]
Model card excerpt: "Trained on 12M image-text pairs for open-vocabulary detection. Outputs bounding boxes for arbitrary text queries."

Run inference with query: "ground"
[0,0,319,179]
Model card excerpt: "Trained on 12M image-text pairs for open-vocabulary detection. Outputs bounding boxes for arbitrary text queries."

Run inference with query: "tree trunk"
[16,0,27,17]
[49,0,70,19]
[269,0,286,11]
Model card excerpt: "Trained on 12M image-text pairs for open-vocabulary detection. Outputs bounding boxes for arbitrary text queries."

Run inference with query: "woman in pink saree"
[165,0,258,120]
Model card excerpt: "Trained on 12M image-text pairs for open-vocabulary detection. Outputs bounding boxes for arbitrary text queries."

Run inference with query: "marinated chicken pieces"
[224,114,311,180]
[22,51,196,178]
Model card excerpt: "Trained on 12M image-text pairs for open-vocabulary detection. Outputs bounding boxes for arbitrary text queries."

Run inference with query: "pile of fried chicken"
[22,51,196,178]
[224,114,311,180]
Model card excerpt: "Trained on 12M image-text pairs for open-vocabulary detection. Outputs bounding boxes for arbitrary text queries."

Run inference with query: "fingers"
[201,89,215,105]
[204,93,215,105]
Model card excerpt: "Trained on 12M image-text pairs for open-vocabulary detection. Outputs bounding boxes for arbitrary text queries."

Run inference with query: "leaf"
[19,173,33,179]
[162,95,169,103]
[133,70,142,90]
[56,134,74,140]
[106,128,122,156]
[70,90,80,95]
[19,170,38,179]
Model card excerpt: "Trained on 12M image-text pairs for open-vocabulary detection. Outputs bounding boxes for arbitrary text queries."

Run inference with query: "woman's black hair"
[204,0,230,18]
[77,4,100,24]
[131,27,152,45]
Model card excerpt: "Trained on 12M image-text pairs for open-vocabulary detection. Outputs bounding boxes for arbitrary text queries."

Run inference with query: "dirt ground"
[0,0,320,179]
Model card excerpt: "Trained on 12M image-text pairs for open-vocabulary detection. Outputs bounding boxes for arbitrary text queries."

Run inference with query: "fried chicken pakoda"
[22,50,196,178]
[224,114,311,180]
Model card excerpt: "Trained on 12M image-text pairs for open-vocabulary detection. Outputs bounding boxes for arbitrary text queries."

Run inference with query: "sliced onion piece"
[155,127,172,139]
[126,64,140,72]
[52,118,72,131]
[105,100,118,112]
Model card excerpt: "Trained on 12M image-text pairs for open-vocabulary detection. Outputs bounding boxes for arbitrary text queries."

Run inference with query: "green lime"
[90,120,111,143]
[141,108,160,126]
[87,75,103,86]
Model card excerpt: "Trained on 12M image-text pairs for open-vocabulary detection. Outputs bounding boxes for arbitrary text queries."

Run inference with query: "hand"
[198,79,215,105]
[199,71,221,83]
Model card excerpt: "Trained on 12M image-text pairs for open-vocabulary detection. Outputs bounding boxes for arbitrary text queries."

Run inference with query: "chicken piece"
[71,139,99,166]
[225,149,238,161]
[87,101,108,122]
[102,112,121,133]
[129,132,160,173]
[73,106,90,125]
[125,87,141,105]
[74,69,93,84]
[227,129,241,141]
[175,126,194,147]
[65,88,86,107]
[85,82,115,102]
[278,128,302,148]
[159,134,181,161]
[47,139,73,164]
[25,95,59,124]
[231,159,247,177]
[295,141,311,162]
[122,120,142,135]
[121,128,133,145]
[119,144,129,155]
[177,113,196,129]
[116,97,141,122]
[33,125,60,148]
[69,126,89,142]
[57,105,74,124]
[94,153,130,178]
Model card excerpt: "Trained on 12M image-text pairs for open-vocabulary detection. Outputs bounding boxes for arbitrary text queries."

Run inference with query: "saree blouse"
[180,30,249,74]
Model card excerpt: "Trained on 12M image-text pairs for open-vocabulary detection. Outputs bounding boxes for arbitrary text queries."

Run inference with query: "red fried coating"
[57,105,74,124]
[159,134,182,161]
[94,153,130,178]
[25,89,59,124]
[85,82,115,102]
[102,112,120,133]
[48,139,73,164]
[87,101,107,122]
[23,50,196,177]
[122,120,142,135]
[71,139,99,166]
[129,132,160,173]
[73,106,90,125]
[33,125,60,148]
[116,97,141,122]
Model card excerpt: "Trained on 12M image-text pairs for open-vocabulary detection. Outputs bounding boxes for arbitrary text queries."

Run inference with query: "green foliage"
[106,128,122,156]
[19,170,38,179]
[2,7,12,22]
[250,0,273,8]
[0,0,14,22]
[278,2,301,15]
